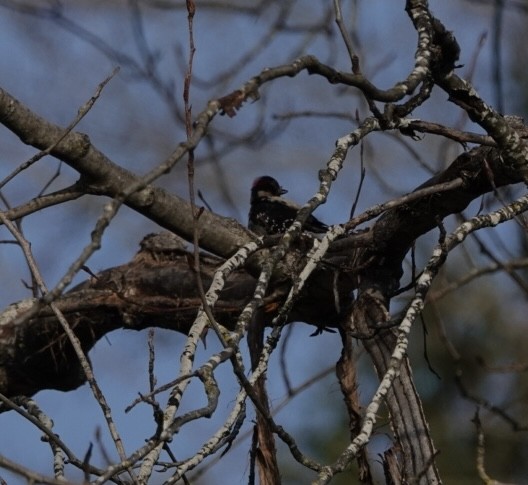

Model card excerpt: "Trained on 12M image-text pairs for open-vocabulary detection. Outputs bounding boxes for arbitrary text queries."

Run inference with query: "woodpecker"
[248,175,328,235]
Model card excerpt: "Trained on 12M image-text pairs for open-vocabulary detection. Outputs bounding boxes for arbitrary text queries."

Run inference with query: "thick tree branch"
[0,87,251,257]
[1,131,525,400]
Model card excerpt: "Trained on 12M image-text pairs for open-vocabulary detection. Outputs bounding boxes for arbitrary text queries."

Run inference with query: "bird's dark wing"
[249,197,328,235]
[304,214,328,233]
[248,198,299,234]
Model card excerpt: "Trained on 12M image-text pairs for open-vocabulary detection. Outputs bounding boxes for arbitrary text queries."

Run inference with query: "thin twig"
[0,394,102,476]
[0,212,137,484]
[0,67,119,192]
[333,0,356,66]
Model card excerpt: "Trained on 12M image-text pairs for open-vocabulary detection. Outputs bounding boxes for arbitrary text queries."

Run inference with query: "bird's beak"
[279,187,288,195]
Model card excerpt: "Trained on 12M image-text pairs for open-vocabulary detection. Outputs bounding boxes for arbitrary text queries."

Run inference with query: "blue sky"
[0,1,526,483]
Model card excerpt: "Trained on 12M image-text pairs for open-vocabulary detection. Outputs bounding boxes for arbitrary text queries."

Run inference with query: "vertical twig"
[336,329,373,483]
[183,0,211,332]
[184,0,198,229]
[492,0,504,113]
[349,110,366,219]
[247,309,281,485]
[471,409,509,485]
[333,0,357,68]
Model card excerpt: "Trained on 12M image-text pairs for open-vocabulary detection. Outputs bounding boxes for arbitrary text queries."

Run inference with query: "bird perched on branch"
[248,175,328,236]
